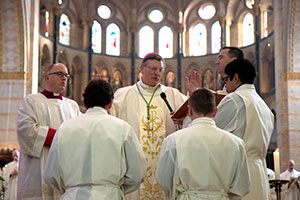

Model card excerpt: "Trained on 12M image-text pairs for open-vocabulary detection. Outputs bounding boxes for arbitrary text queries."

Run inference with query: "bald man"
[17,63,81,200]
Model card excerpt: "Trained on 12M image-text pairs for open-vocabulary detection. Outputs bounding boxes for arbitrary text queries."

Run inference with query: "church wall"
[4,0,299,171]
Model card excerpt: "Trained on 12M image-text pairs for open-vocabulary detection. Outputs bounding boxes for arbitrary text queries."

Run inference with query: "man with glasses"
[213,59,274,200]
[185,47,244,95]
[44,79,146,199]
[17,63,81,200]
[111,53,199,200]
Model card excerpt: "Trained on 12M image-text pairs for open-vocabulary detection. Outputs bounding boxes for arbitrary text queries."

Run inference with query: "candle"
[273,148,280,179]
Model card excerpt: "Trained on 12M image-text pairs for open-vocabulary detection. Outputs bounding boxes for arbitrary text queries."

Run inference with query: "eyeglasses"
[48,71,71,79]
[147,66,164,73]
[223,75,230,83]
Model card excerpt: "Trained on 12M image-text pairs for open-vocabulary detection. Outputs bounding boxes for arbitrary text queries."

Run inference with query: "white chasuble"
[111,80,187,200]
[139,94,166,200]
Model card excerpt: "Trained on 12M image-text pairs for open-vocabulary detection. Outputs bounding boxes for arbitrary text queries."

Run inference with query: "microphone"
[160,92,173,112]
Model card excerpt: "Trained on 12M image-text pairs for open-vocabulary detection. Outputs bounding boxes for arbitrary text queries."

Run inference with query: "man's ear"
[105,101,113,110]
[233,74,241,84]
[212,107,218,118]
[140,65,144,73]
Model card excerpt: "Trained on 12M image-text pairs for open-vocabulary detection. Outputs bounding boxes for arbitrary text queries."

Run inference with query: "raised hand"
[185,71,202,95]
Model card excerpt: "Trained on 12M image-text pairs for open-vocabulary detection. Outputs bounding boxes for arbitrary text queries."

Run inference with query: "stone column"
[0,0,39,149]
[225,18,232,46]
[274,0,300,170]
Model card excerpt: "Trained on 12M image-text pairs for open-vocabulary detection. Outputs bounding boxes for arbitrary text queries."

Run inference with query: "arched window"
[159,26,173,58]
[245,0,254,9]
[211,21,221,54]
[242,13,254,46]
[263,11,268,37]
[59,14,70,45]
[198,4,216,20]
[148,9,164,23]
[97,5,111,19]
[45,11,49,37]
[92,20,101,53]
[139,26,154,58]
[190,23,207,56]
[106,23,120,56]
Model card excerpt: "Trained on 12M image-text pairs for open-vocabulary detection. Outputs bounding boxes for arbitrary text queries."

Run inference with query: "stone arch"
[40,44,51,91]
[236,10,255,47]
[94,60,110,83]
[111,69,123,92]
[71,56,84,104]
[113,62,127,85]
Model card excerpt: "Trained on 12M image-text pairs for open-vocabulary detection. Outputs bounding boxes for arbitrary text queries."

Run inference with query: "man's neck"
[139,79,159,89]
[41,89,63,100]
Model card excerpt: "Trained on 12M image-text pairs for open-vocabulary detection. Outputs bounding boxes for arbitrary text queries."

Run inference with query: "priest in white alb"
[17,63,81,200]
[280,160,300,200]
[110,53,200,199]
[4,149,19,200]
[214,59,274,200]
[43,79,146,199]
[156,88,250,199]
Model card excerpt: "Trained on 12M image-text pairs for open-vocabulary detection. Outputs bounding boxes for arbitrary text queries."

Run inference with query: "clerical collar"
[41,90,62,100]
[139,79,160,89]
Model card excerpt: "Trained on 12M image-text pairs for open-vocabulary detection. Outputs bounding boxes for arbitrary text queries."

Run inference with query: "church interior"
[0,0,299,174]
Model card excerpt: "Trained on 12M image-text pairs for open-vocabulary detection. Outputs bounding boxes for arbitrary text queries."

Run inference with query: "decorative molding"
[287,72,300,80]
[0,72,27,80]
[289,0,297,72]
[17,0,24,72]
[0,2,2,71]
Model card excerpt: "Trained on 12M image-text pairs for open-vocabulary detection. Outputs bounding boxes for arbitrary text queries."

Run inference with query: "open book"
[171,89,226,120]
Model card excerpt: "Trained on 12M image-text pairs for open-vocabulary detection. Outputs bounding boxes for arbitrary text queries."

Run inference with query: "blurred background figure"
[3,149,19,200]
[280,160,300,200]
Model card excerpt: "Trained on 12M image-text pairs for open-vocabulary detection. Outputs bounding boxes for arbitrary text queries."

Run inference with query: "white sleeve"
[228,140,250,198]
[43,132,65,194]
[17,96,48,158]
[156,135,176,198]
[123,126,146,194]
[213,94,246,139]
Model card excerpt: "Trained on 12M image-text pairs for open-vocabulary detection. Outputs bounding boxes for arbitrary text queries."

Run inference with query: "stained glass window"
[190,23,207,56]
[139,25,154,58]
[92,20,101,53]
[198,4,216,20]
[211,21,221,53]
[97,5,111,19]
[263,11,268,37]
[159,26,173,58]
[106,23,120,56]
[45,11,49,37]
[242,13,254,46]
[148,9,163,23]
[245,0,254,9]
[59,14,70,45]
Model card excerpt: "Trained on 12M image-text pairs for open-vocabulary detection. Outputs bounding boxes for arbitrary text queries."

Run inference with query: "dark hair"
[225,59,256,84]
[221,47,244,59]
[83,79,114,109]
[141,53,165,67]
[189,88,215,115]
